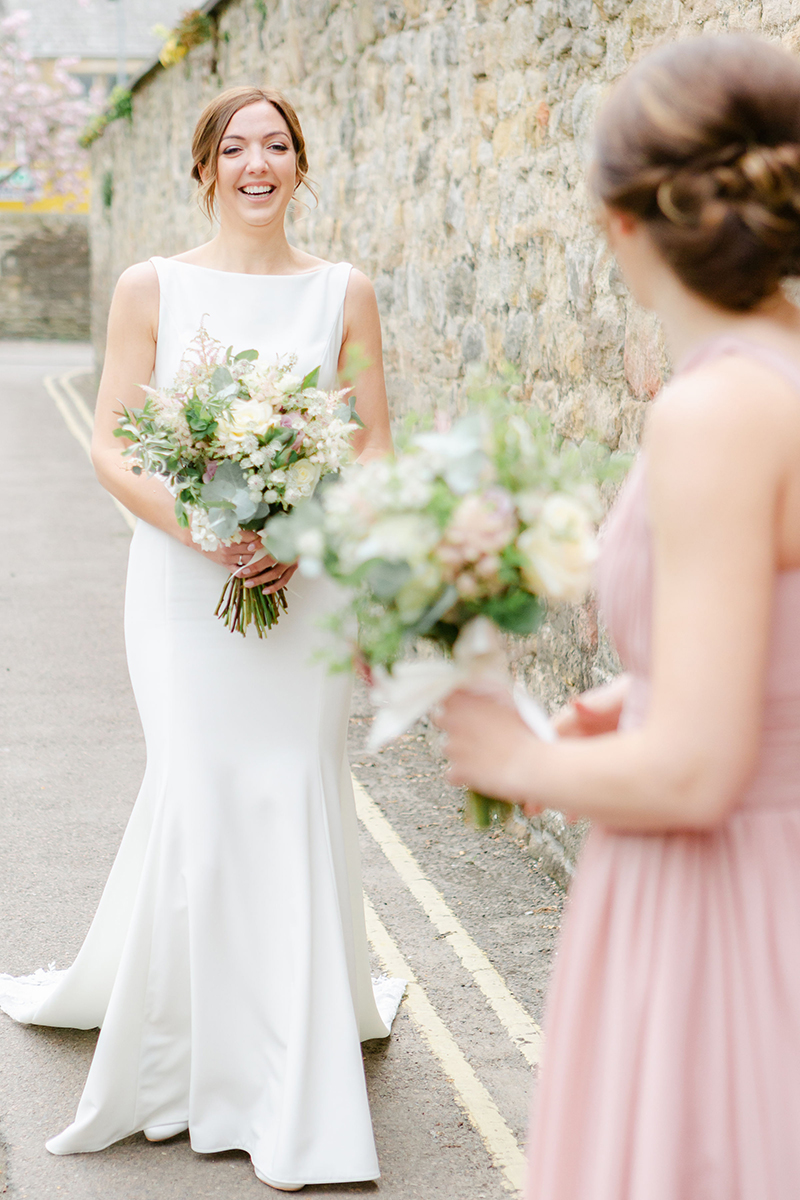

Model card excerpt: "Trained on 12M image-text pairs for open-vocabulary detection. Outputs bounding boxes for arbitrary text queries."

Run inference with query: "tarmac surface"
[0,342,564,1199]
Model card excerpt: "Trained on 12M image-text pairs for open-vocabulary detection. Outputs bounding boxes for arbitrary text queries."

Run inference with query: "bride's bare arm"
[91,263,259,573]
[438,356,800,833]
[338,269,392,462]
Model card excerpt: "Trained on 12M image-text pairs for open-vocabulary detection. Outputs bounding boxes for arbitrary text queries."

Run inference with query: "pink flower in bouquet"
[439,488,517,576]
[455,571,481,598]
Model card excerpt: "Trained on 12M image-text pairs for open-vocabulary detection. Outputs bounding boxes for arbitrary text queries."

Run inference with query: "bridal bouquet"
[267,398,622,824]
[115,326,361,635]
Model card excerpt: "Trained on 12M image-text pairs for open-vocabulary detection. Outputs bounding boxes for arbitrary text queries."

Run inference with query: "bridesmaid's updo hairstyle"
[593,35,800,311]
[191,85,314,220]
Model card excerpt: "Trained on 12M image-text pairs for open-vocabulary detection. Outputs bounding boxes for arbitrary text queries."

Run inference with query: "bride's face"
[214,101,298,228]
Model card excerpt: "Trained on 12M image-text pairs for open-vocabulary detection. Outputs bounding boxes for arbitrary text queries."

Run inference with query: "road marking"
[44,373,92,455]
[364,895,526,1194]
[59,370,96,434]
[45,371,136,532]
[353,776,543,1068]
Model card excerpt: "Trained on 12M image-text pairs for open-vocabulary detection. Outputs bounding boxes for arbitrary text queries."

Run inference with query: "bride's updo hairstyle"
[191,85,314,220]
[593,35,800,311]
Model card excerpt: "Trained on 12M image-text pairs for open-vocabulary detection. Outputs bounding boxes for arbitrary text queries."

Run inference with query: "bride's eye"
[269,142,289,152]
[222,146,241,155]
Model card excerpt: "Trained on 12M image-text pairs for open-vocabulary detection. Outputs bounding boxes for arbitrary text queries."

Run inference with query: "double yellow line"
[356,780,540,1193]
[47,366,540,1194]
[43,370,136,531]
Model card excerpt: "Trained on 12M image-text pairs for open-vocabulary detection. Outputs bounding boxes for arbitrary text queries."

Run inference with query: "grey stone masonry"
[88,0,800,884]
[0,213,89,340]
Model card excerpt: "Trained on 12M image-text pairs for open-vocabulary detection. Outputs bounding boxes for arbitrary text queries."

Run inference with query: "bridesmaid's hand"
[552,674,631,738]
[435,686,543,814]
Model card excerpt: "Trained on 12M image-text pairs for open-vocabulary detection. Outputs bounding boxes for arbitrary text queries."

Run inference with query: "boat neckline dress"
[0,256,404,1189]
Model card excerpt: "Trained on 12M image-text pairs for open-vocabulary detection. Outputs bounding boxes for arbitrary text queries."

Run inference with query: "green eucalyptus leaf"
[234,494,258,520]
[234,348,259,362]
[408,585,460,636]
[262,499,323,563]
[300,365,320,390]
[200,459,249,506]
[364,559,412,601]
[336,396,366,429]
[205,507,239,540]
[211,365,233,392]
[251,499,278,522]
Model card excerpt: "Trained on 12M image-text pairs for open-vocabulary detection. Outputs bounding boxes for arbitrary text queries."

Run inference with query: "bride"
[0,85,401,1191]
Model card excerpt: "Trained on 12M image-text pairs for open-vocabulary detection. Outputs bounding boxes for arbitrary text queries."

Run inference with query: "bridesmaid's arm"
[91,263,259,573]
[439,357,799,834]
[338,269,392,462]
[552,675,632,738]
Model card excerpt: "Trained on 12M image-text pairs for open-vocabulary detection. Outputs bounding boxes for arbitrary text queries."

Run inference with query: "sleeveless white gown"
[0,257,403,1187]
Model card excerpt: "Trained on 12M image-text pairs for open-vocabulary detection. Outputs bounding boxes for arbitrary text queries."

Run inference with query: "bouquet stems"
[215,574,288,637]
[465,790,515,829]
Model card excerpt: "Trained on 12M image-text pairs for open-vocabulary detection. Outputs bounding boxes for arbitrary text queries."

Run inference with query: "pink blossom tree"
[0,9,96,204]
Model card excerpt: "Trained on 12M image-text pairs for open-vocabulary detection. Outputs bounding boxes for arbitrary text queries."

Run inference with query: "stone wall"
[0,212,90,340]
[88,0,800,883]
[91,0,800,443]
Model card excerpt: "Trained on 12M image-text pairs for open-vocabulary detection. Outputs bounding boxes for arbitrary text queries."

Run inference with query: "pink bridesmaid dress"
[526,338,800,1200]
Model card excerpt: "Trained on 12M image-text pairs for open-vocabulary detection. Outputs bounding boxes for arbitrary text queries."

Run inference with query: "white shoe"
[144,1121,189,1142]
[253,1166,303,1191]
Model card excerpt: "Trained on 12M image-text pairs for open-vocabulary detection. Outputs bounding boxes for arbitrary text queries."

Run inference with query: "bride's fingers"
[243,566,282,587]
[237,556,277,579]
[225,549,262,571]
[242,562,297,590]
[261,564,298,593]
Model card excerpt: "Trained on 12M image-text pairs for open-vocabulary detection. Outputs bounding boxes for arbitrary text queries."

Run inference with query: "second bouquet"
[266,394,625,824]
[115,325,362,635]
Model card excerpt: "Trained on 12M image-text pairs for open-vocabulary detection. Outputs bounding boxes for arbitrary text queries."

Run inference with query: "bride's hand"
[187,528,298,592]
[552,674,631,738]
[237,554,299,594]
[191,531,261,572]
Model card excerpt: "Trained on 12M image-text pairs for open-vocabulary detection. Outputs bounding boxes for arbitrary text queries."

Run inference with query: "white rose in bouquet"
[216,399,276,446]
[354,514,441,567]
[396,561,444,622]
[517,493,598,602]
[284,459,322,504]
[276,373,303,394]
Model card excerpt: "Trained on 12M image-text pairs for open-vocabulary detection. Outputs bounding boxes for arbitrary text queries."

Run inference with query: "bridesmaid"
[438,34,800,1199]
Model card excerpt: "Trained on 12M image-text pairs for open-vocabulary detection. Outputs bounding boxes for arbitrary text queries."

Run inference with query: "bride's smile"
[213,101,298,227]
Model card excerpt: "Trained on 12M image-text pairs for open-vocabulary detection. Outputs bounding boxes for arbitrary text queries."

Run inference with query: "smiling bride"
[0,85,402,1193]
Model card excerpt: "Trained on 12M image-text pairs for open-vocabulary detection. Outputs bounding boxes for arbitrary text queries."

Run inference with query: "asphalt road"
[0,342,564,1200]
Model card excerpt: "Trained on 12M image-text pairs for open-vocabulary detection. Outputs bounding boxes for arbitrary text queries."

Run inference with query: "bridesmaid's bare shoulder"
[647,352,800,458]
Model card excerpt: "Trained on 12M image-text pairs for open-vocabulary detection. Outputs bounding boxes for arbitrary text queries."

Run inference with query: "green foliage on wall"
[78,87,132,150]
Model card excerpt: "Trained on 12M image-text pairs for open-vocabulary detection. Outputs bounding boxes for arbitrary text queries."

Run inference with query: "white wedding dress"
[0,257,404,1187]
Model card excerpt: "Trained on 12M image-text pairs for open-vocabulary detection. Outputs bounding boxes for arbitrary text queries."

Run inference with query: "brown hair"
[593,35,800,311]
[190,85,314,221]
